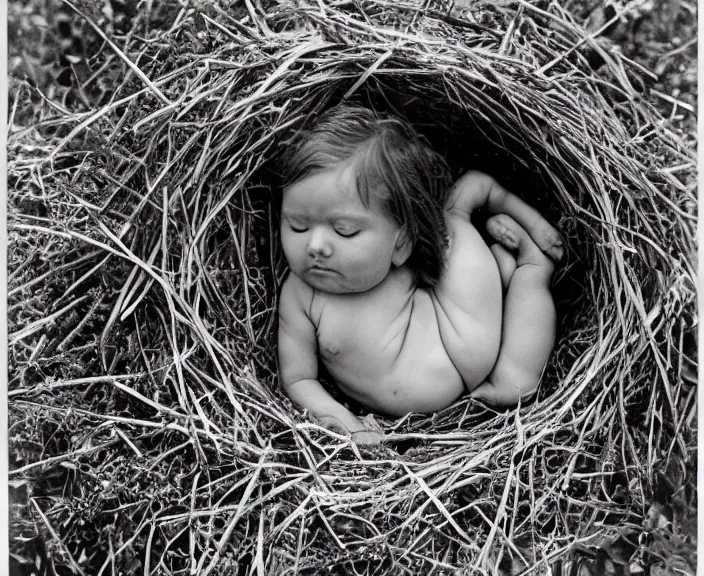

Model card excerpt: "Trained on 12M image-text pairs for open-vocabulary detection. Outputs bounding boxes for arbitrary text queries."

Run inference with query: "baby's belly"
[347,352,465,417]
[321,291,465,417]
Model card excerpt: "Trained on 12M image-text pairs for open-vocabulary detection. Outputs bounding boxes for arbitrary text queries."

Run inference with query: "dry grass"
[7,0,696,574]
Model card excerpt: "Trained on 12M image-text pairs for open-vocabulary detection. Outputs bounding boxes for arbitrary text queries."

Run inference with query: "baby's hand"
[351,414,384,446]
[351,429,384,446]
[312,411,384,445]
[314,413,383,445]
[315,414,355,437]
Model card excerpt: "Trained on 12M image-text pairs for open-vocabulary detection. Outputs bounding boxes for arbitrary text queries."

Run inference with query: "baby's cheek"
[353,254,389,284]
[281,235,302,266]
[345,249,372,273]
[280,242,293,267]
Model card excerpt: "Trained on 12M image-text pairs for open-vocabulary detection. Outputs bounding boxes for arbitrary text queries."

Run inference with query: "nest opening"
[234,77,593,417]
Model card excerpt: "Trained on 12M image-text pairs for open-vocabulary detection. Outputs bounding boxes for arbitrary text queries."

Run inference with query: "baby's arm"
[446,171,563,261]
[278,274,373,440]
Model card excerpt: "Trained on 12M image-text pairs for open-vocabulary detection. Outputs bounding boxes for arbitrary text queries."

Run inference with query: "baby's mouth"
[308,264,336,274]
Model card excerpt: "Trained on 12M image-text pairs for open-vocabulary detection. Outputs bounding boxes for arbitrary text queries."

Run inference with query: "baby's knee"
[488,362,540,403]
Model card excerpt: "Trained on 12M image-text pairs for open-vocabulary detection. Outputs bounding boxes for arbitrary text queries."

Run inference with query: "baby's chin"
[299,269,381,294]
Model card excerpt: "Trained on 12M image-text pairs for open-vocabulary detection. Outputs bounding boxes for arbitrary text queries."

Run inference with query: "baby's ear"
[391,229,413,266]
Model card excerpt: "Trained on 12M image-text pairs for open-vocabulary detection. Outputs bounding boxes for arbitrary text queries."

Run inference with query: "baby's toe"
[539,229,565,262]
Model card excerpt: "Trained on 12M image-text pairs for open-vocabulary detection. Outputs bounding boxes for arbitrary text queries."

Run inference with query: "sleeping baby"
[277,106,563,444]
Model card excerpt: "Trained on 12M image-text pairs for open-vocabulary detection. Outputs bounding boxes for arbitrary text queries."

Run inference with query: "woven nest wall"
[8,1,696,574]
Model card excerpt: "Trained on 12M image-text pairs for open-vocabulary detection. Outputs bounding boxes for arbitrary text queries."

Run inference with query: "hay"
[8,0,696,574]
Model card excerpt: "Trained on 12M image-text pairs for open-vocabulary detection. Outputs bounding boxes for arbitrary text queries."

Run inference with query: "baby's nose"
[307,228,332,258]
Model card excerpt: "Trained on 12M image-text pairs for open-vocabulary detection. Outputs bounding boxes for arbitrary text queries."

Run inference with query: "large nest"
[8,0,697,574]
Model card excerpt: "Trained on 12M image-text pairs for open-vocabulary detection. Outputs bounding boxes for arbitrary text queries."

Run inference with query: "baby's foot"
[486,214,555,268]
[533,224,564,262]
[488,214,564,262]
[486,214,521,251]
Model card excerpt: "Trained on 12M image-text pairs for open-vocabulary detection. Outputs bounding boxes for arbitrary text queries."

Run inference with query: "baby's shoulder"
[279,272,315,316]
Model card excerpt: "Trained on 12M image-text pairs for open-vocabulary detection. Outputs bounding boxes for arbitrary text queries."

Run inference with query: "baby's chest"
[312,287,465,412]
[311,288,416,362]
[314,300,391,360]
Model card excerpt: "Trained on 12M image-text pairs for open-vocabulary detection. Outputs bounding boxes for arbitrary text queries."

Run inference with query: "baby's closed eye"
[335,227,360,238]
[285,217,308,233]
[333,222,360,237]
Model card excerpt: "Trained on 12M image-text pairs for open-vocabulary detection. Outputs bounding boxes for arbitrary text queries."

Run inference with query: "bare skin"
[278,167,562,444]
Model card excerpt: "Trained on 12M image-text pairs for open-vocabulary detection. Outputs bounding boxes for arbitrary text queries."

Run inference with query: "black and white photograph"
[5,0,697,574]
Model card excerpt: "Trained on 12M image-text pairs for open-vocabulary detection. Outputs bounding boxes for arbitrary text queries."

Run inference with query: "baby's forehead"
[284,204,369,223]
[283,163,381,213]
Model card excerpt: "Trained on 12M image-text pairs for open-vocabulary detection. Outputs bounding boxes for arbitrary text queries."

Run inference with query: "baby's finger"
[351,430,383,446]
[360,413,384,433]
[316,415,349,436]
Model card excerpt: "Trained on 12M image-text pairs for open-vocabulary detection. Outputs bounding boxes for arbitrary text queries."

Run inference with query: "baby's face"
[281,165,405,294]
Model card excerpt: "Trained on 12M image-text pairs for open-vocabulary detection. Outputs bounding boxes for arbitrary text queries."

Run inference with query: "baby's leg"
[472,215,556,406]
[447,172,564,261]
[490,244,516,291]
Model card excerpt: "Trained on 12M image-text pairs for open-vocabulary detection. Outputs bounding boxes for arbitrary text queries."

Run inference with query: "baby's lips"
[308,264,337,274]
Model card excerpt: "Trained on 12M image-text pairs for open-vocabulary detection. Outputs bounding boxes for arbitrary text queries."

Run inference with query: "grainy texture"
[8,1,696,574]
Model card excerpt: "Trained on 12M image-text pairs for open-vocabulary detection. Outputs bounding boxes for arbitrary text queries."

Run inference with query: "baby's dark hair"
[280,105,452,287]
